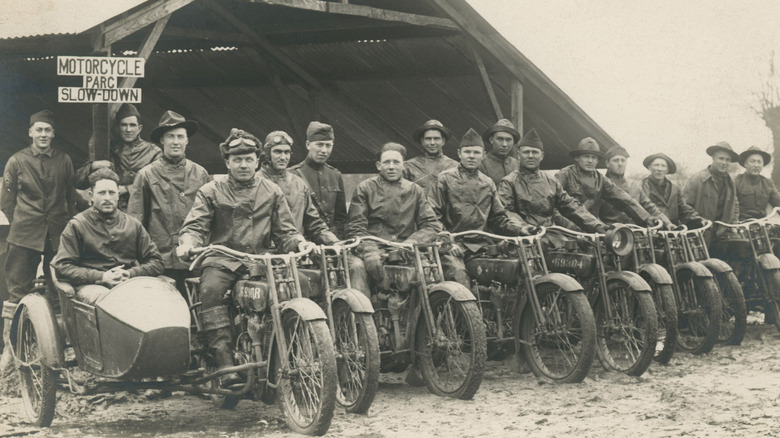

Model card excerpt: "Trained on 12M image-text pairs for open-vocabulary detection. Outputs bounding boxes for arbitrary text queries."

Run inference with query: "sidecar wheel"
[277,311,337,436]
[16,305,57,427]
[332,300,379,414]
[415,291,486,400]
[713,271,746,345]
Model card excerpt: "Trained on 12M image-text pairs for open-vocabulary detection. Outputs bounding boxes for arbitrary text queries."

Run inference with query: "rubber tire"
[641,277,678,365]
[594,280,657,377]
[332,300,380,414]
[761,269,780,334]
[276,312,337,436]
[674,269,721,355]
[517,282,596,384]
[713,271,747,345]
[16,305,57,427]
[415,292,486,400]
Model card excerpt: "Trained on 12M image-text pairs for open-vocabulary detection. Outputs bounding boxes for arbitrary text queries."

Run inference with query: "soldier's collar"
[304,156,326,170]
[262,164,286,177]
[30,146,53,157]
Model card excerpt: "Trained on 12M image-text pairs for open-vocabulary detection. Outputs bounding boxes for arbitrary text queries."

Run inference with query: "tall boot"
[200,306,239,385]
[0,302,18,377]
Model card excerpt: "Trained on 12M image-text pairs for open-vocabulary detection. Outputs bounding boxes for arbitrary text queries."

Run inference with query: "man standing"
[127,111,210,294]
[682,142,740,238]
[479,119,520,186]
[498,129,606,232]
[402,119,457,195]
[289,121,347,238]
[178,129,311,379]
[734,146,780,221]
[429,128,528,288]
[599,145,671,227]
[555,137,655,229]
[53,169,163,303]
[76,104,161,210]
[1,110,76,375]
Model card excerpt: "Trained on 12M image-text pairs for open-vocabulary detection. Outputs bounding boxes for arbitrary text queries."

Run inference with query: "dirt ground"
[1,314,779,438]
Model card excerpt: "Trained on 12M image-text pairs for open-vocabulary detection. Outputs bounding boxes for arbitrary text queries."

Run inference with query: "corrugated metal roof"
[0,0,146,39]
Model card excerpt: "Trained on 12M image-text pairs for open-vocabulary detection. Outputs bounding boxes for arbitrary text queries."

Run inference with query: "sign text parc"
[57,56,144,103]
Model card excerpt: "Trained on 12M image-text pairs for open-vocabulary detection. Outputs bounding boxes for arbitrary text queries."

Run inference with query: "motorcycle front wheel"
[277,311,337,436]
[332,300,380,414]
[712,271,747,345]
[642,277,678,365]
[594,279,657,376]
[675,268,721,355]
[517,282,596,383]
[16,301,57,427]
[761,269,780,333]
[415,289,486,400]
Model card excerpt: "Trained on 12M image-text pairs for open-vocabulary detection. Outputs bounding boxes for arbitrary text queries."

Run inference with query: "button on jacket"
[402,153,457,195]
[259,165,338,244]
[734,173,780,220]
[638,176,701,225]
[600,172,670,225]
[127,157,211,269]
[53,208,164,285]
[498,167,603,232]
[1,146,76,252]
[289,157,347,238]
[179,174,304,272]
[478,152,518,186]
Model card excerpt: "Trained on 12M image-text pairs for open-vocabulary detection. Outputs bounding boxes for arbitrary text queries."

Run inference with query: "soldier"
[53,168,163,303]
[599,145,671,227]
[734,146,780,221]
[429,128,527,288]
[638,153,704,227]
[127,111,210,294]
[1,110,76,375]
[289,122,347,238]
[498,129,605,233]
[479,119,520,185]
[555,137,655,229]
[177,128,312,381]
[402,119,457,195]
[75,104,161,210]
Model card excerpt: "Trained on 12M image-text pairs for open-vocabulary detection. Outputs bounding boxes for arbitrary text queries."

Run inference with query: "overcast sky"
[467,0,780,176]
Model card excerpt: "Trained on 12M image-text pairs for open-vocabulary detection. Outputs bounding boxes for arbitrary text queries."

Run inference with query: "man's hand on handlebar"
[298,240,319,256]
[519,225,537,236]
[449,243,465,258]
[176,243,194,261]
[687,218,706,230]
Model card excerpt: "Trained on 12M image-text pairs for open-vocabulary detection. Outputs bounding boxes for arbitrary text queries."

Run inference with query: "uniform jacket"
[734,173,780,220]
[1,146,76,252]
[53,208,163,285]
[497,167,603,232]
[289,157,347,238]
[682,167,739,223]
[555,164,653,226]
[127,157,211,269]
[600,172,670,225]
[478,152,518,186]
[179,174,304,272]
[347,175,443,253]
[429,164,523,236]
[402,152,457,195]
[259,165,338,244]
[638,176,701,225]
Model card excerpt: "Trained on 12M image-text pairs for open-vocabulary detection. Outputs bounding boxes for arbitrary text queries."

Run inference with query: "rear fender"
[332,288,374,314]
[428,281,477,302]
[757,253,780,270]
[637,263,673,285]
[279,298,328,321]
[605,271,652,292]
[675,261,713,278]
[10,293,65,368]
[699,258,733,274]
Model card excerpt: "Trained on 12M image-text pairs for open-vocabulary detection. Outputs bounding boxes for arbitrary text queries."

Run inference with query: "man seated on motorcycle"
[735,146,780,221]
[52,168,164,303]
[428,128,530,289]
[346,142,443,292]
[177,129,313,382]
[637,153,705,228]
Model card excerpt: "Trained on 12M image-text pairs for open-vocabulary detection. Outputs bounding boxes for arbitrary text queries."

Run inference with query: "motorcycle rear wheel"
[332,300,380,414]
[674,269,721,355]
[642,278,677,365]
[761,269,780,334]
[713,271,747,345]
[415,290,486,400]
[16,304,57,427]
[595,280,657,376]
[277,311,337,436]
[517,282,596,383]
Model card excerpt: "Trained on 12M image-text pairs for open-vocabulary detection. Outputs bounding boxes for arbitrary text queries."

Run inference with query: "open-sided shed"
[0,0,616,174]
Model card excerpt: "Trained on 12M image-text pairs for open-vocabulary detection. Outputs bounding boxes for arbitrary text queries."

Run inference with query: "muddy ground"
[1,315,779,438]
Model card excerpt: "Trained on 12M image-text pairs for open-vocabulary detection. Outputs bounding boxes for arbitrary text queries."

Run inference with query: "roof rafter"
[96,0,195,48]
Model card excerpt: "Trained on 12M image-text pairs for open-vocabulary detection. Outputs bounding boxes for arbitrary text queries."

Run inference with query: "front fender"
[606,271,652,292]
[699,258,733,274]
[428,281,477,302]
[332,288,374,314]
[532,273,584,292]
[675,261,713,278]
[279,297,328,321]
[10,293,64,368]
[637,263,673,285]
[757,253,780,270]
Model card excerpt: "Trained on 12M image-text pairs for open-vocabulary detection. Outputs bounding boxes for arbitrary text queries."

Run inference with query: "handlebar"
[546,225,600,238]
[318,237,362,253]
[449,227,546,243]
[355,235,414,249]
[188,243,315,271]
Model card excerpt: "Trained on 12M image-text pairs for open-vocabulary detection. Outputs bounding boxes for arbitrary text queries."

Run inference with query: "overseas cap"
[518,128,543,150]
[605,145,629,161]
[115,103,141,123]
[459,128,484,149]
[307,121,334,142]
[29,110,54,128]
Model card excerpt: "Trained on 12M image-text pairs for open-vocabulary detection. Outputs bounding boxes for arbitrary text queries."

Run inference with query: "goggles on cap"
[229,137,257,147]
[270,133,293,146]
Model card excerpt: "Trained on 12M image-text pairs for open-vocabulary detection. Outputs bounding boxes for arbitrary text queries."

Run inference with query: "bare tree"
[755,50,780,185]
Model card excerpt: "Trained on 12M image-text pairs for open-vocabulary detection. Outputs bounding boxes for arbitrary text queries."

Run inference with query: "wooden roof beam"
[469,43,502,121]
[245,0,459,30]
[95,0,195,48]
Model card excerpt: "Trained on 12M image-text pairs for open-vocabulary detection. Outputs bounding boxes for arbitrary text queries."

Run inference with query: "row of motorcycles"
[8,208,780,435]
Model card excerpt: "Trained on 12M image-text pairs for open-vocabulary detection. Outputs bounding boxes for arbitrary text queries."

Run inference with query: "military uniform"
[639,176,701,226]
[600,172,670,226]
[289,157,347,238]
[682,167,739,224]
[402,153,457,195]
[478,153,518,186]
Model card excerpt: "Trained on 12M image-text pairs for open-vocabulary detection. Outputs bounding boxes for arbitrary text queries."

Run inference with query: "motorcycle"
[713,208,780,333]
[683,220,747,345]
[359,235,487,400]
[545,225,658,377]
[448,228,597,383]
[295,238,380,414]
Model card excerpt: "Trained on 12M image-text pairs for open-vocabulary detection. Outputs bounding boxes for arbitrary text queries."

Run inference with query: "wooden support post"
[88,44,111,162]
[511,79,523,135]
[470,44,502,121]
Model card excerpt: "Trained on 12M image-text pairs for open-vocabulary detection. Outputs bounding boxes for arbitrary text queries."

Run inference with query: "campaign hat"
[738,146,771,167]
[569,137,604,158]
[642,153,677,175]
[150,110,198,144]
[705,141,739,162]
[413,119,452,143]
[482,119,520,145]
